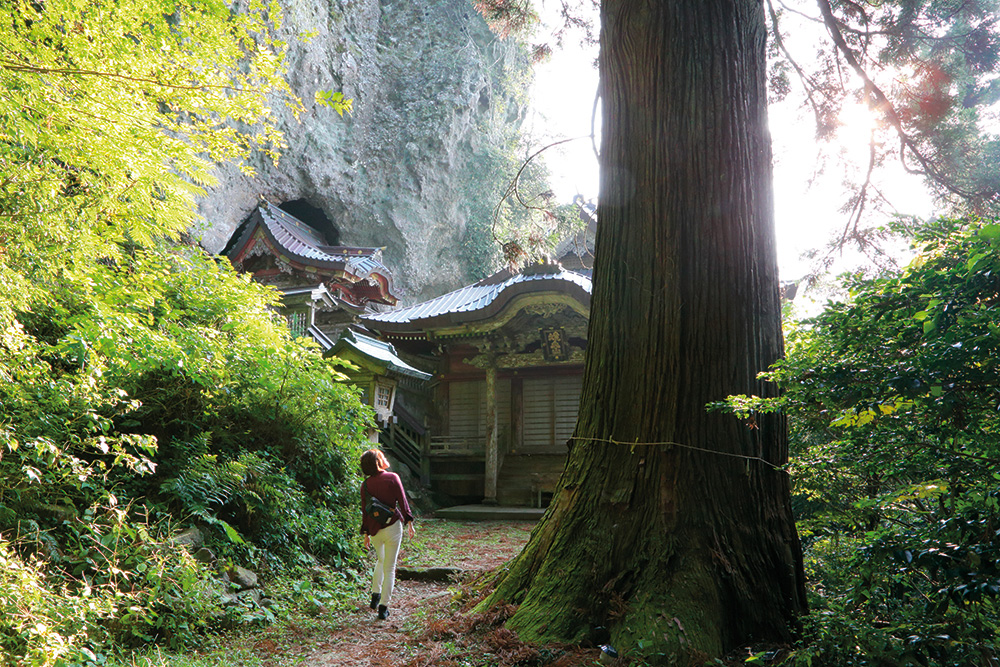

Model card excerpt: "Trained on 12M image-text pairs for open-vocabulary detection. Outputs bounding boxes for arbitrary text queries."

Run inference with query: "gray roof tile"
[365,267,591,326]
[257,205,386,280]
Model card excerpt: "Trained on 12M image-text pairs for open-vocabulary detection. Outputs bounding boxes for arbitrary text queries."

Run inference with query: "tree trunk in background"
[485,0,807,658]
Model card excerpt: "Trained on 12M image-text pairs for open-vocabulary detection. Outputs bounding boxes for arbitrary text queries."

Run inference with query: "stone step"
[433,504,546,521]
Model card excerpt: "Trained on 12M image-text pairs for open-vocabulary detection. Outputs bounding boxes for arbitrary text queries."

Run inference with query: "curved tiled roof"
[363,262,591,333]
[328,330,432,381]
[255,204,388,280]
[224,203,397,306]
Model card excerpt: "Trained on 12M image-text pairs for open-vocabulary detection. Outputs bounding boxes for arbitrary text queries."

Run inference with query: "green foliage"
[0,0,367,663]
[314,90,353,117]
[0,0,296,279]
[727,218,1000,664]
[0,240,373,660]
[1,506,233,665]
[0,537,114,667]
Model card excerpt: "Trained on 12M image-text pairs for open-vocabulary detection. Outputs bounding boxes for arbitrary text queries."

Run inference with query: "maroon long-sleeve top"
[360,470,414,536]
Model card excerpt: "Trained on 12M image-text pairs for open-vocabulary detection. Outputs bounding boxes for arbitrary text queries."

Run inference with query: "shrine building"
[361,259,591,506]
[223,201,595,508]
[223,201,398,344]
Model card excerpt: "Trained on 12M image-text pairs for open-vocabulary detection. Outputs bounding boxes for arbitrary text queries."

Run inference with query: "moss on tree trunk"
[482,0,807,659]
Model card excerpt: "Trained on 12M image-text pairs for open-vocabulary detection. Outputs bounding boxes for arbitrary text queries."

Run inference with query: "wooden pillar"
[483,364,499,505]
[511,376,523,453]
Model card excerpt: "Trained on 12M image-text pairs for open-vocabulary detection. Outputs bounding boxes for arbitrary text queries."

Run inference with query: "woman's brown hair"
[360,449,390,477]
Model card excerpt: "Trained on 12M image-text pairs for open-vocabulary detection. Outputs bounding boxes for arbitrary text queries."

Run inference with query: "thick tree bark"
[485,0,807,658]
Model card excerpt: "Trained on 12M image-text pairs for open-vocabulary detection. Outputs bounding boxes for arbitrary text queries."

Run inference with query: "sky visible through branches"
[523,0,940,292]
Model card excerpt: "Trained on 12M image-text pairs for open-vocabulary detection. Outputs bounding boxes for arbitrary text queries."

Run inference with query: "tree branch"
[776,0,824,25]
[490,134,591,241]
[840,119,878,245]
[767,0,831,131]
[0,60,259,93]
[815,0,981,202]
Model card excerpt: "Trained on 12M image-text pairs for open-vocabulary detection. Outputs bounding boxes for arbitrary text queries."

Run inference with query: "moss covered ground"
[108,519,763,667]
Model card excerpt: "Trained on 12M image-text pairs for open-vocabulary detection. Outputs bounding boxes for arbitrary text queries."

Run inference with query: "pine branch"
[490,134,589,242]
[767,0,832,132]
[815,0,982,203]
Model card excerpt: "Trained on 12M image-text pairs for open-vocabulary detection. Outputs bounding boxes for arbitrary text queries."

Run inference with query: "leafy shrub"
[721,218,1000,664]
[0,241,373,661]
[0,0,367,663]
[0,504,234,665]
[793,483,1000,665]
[0,539,112,667]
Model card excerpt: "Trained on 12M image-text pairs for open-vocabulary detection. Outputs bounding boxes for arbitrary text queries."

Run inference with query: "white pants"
[370,520,403,606]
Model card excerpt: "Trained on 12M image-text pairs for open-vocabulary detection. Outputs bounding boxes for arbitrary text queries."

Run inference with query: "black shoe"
[369,593,380,610]
[377,604,389,620]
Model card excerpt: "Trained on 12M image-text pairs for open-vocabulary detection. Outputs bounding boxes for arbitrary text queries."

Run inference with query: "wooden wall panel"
[523,375,583,450]
[447,379,511,439]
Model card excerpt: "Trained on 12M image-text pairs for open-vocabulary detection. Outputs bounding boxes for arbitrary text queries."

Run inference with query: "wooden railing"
[428,429,513,458]
[379,404,426,480]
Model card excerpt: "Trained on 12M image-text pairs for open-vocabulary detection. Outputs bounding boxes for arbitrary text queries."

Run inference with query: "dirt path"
[243,519,769,667]
[290,519,544,667]
[301,579,455,667]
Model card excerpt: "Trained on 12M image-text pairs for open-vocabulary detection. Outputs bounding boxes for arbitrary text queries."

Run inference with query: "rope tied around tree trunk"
[569,436,787,471]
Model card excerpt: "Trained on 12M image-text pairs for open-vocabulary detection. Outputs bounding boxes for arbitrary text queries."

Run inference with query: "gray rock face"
[197,0,530,302]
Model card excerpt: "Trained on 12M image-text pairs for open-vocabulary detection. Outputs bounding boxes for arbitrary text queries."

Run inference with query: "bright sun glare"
[835,102,879,153]
[527,6,935,288]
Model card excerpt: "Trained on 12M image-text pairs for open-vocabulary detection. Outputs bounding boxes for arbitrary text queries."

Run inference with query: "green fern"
[159,450,248,516]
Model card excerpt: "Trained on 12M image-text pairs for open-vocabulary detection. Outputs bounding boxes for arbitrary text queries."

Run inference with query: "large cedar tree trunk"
[485,0,807,658]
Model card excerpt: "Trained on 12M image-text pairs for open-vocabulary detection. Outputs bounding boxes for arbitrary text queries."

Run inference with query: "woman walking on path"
[360,449,415,620]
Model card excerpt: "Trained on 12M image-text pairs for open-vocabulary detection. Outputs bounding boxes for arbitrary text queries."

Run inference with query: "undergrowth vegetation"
[724,217,1000,665]
[0,242,373,664]
[0,0,372,664]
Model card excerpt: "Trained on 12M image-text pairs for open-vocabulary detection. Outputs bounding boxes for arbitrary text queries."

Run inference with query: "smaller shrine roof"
[224,203,397,306]
[327,329,432,381]
[307,325,336,351]
[363,261,591,334]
